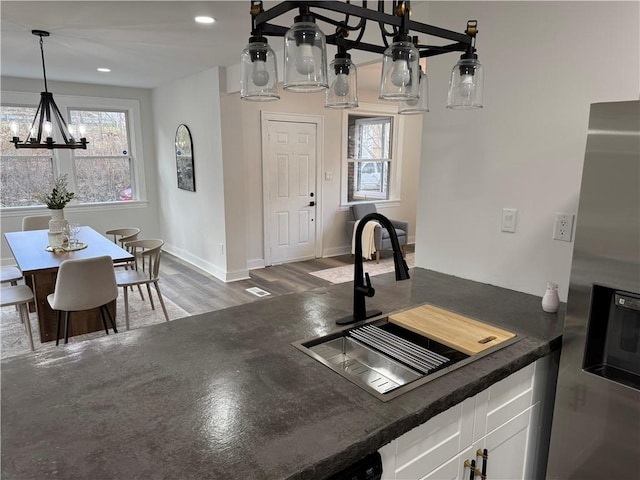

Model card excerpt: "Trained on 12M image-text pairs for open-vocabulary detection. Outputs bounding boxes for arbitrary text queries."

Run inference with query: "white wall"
[152,68,229,279]
[413,1,640,301]
[219,83,423,269]
[0,77,160,262]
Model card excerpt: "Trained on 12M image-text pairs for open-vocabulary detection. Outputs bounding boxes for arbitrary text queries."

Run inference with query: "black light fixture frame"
[11,30,88,150]
[248,1,478,60]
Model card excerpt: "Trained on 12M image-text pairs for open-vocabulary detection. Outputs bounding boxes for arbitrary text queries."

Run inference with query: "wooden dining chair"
[47,256,119,345]
[22,215,51,231]
[105,227,141,249]
[1,285,36,351]
[106,227,144,298]
[115,239,170,329]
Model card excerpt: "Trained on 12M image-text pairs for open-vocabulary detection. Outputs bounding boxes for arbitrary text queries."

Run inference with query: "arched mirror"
[175,124,195,191]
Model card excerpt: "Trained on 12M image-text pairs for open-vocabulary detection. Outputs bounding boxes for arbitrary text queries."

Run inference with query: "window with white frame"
[70,109,134,203]
[1,92,144,208]
[0,105,54,207]
[343,105,402,204]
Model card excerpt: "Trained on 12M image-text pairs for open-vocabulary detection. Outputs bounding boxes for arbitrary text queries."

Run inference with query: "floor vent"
[246,287,271,297]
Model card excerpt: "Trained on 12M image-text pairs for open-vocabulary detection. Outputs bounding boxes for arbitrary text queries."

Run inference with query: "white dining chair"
[1,285,35,351]
[22,215,51,231]
[1,266,23,286]
[115,239,170,329]
[47,256,119,345]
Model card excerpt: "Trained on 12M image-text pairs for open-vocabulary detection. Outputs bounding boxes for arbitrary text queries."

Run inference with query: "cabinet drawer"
[473,362,535,440]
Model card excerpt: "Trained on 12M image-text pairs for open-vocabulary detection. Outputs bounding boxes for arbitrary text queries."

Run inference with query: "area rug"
[1,288,188,360]
[310,253,415,284]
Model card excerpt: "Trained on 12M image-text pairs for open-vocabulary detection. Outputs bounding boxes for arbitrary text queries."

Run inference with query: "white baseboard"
[322,245,352,257]
[247,258,266,270]
[163,243,250,283]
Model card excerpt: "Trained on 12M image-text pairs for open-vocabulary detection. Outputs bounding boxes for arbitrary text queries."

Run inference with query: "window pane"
[74,157,132,203]
[0,106,50,156]
[348,160,390,202]
[346,113,393,202]
[70,110,129,156]
[1,156,54,207]
[347,115,392,160]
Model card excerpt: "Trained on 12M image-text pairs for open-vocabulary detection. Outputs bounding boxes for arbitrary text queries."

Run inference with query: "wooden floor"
[159,245,415,316]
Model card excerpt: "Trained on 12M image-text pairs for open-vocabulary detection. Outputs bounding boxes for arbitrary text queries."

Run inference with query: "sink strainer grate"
[349,324,451,374]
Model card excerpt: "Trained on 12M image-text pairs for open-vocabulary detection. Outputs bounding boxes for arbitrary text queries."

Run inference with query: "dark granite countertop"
[1,268,563,479]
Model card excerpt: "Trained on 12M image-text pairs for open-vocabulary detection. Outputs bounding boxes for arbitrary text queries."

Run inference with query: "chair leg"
[99,306,109,335]
[146,283,155,310]
[375,251,380,264]
[56,310,62,346]
[154,281,170,322]
[123,287,131,330]
[137,285,145,301]
[19,303,34,351]
[64,311,71,344]
[103,305,118,334]
[401,245,406,257]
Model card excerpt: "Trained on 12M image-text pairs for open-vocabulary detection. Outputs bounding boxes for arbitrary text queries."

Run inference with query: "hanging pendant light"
[447,51,484,109]
[325,52,358,109]
[10,30,88,150]
[240,36,280,101]
[398,67,429,114]
[283,15,328,92]
[379,35,420,101]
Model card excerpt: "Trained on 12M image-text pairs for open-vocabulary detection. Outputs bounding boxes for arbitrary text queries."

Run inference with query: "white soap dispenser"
[542,281,560,313]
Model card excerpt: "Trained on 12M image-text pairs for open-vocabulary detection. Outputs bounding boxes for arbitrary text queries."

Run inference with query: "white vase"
[48,208,68,233]
[542,281,560,313]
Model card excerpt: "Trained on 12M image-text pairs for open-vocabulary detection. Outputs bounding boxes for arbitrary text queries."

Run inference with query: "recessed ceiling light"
[195,16,215,24]
[97,67,111,73]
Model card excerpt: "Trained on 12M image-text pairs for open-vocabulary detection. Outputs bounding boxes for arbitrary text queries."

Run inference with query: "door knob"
[309,201,315,207]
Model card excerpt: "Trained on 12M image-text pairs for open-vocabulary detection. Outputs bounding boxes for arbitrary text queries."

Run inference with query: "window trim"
[1,91,146,209]
[340,102,405,206]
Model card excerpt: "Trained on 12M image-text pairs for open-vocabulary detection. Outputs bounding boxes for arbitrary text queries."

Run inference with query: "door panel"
[266,120,317,264]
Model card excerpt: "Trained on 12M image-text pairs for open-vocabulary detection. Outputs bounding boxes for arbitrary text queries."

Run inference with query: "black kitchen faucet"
[336,212,410,325]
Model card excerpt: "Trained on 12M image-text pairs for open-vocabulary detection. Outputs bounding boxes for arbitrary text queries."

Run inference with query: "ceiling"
[1,1,284,89]
[1,1,437,92]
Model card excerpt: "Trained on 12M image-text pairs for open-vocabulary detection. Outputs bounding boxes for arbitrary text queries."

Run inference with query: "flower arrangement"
[37,174,75,209]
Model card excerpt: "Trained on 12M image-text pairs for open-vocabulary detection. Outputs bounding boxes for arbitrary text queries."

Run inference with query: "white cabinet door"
[473,403,540,480]
[382,398,475,480]
[379,357,551,480]
[421,446,473,480]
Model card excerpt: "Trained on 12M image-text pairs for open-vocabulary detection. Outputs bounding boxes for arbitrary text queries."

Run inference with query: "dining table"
[4,226,134,343]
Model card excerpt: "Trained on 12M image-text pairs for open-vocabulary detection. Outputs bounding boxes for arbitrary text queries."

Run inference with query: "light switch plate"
[501,208,517,233]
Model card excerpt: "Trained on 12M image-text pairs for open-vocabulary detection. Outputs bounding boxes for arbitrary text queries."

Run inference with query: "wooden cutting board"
[389,304,516,355]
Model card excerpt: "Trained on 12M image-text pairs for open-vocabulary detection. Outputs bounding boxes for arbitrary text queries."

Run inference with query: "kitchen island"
[1,268,563,479]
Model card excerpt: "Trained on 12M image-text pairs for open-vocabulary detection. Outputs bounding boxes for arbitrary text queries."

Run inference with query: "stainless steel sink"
[294,317,518,401]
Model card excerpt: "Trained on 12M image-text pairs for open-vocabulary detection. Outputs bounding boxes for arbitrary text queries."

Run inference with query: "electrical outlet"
[553,213,574,242]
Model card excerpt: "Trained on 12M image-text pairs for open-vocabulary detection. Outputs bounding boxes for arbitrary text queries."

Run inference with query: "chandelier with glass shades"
[10,30,88,149]
[240,1,484,113]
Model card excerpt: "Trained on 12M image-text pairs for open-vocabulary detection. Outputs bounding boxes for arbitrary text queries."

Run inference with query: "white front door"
[264,120,317,265]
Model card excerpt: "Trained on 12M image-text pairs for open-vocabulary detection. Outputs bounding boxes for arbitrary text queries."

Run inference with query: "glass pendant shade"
[379,36,420,101]
[325,53,358,109]
[284,15,328,92]
[398,69,429,114]
[447,53,484,109]
[240,36,280,101]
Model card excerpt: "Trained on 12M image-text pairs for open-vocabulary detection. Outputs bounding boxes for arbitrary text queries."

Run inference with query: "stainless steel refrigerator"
[547,100,640,479]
